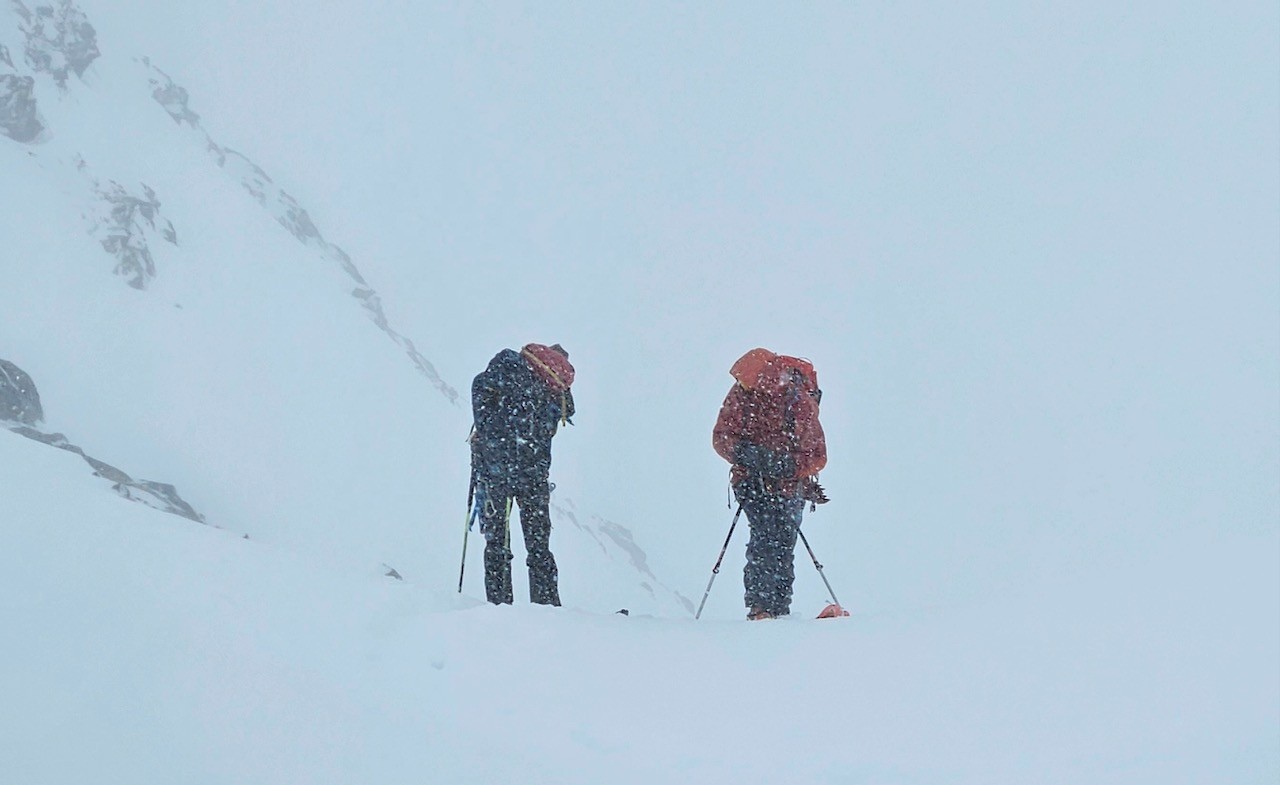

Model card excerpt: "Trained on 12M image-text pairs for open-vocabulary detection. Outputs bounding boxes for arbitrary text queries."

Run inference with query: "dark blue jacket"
[471,349,574,494]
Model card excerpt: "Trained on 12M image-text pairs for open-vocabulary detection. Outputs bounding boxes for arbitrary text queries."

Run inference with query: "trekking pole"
[457,473,477,593]
[694,504,743,620]
[796,525,842,607]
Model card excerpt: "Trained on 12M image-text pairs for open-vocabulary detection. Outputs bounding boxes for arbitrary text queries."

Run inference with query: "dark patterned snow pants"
[478,479,561,606]
[735,480,805,617]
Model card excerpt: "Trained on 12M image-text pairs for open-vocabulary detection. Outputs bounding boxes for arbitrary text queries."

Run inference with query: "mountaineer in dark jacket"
[470,343,575,606]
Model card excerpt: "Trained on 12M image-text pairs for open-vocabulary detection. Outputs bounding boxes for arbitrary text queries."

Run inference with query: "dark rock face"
[14,0,99,86]
[0,359,43,425]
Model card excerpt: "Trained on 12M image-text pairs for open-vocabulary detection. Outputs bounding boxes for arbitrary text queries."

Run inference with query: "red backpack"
[729,348,822,404]
[521,343,574,391]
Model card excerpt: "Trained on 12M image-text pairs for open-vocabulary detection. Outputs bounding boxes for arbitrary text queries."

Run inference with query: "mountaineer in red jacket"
[713,348,828,620]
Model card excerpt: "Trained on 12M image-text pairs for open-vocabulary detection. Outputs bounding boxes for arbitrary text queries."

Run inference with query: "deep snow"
[4,432,1277,784]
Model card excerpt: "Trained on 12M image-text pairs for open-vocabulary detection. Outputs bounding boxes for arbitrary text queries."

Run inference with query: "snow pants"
[477,478,561,606]
[735,480,805,617]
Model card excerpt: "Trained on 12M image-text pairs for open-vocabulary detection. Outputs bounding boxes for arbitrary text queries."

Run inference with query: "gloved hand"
[733,440,796,479]
[802,477,830,505]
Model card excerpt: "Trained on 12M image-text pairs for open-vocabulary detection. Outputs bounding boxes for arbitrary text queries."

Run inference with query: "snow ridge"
[142,59,458,405]
[8,423,206,522]
[552,498,696,615]
[1,358,204,522]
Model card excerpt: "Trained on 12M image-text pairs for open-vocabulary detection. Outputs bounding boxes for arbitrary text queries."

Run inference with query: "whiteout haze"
[2,2,1277,783]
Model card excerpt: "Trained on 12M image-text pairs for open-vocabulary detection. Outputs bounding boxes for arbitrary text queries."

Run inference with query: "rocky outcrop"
[85,175,179,290]
[2,358,205,523]
[148,71,199,127]
[12,0,99,87]
[0,42,44,142]
[0,358,42,424]
[0,72,41,140]
[143,60,459,405]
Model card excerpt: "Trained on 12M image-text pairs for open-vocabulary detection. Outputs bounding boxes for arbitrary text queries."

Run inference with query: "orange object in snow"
[816,603,850,619]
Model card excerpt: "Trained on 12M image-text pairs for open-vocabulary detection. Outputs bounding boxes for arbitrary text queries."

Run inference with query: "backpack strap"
[523,348,567,388]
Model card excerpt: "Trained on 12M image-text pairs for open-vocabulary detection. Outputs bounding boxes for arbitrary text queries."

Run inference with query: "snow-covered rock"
[86,175,178,289]
[0,68,42,141]
[12,0,98,86]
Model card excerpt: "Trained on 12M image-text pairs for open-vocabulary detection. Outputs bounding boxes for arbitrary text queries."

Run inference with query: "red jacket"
[713,349,827,494]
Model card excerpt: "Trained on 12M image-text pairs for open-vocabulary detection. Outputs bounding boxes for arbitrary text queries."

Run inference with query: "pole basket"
[816,603,850,619]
